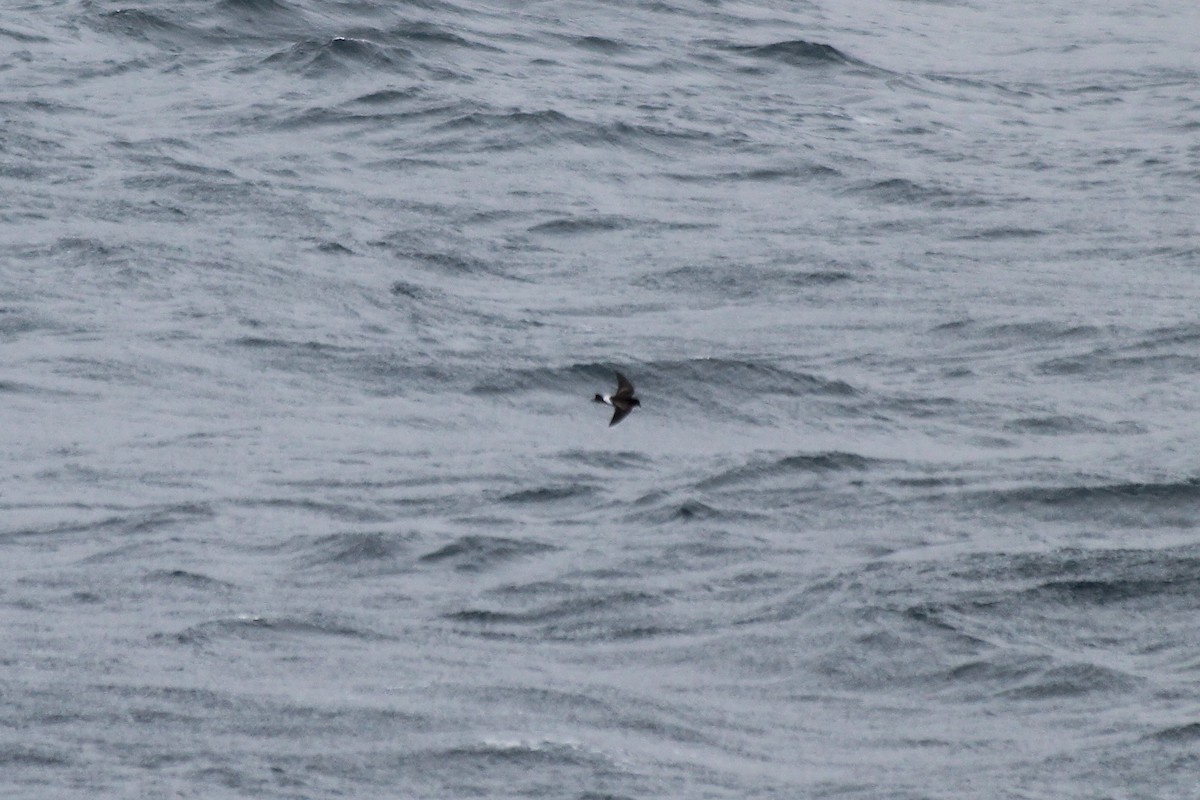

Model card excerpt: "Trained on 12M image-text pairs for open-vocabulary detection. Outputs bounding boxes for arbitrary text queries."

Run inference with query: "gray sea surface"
[3,0,1200,797]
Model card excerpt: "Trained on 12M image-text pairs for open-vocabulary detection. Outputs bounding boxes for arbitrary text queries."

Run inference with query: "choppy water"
[4,1,1200,797]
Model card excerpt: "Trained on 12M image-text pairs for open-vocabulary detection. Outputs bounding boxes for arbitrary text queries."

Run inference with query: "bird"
[594,370,640,426]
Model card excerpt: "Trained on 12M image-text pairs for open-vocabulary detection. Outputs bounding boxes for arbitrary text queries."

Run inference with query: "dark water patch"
[299,531,415,569]
[200,0,320,46]
[419,535,557,572]
[713,163,843,183]
[1141,323,1200,347]
[955,226,1047,240]
[640,264,855,299]
[127,706,201,728]
[662,165,832,185]
[1003,414,1143,435]
[759,451,875,472]
[291,734,610,795]
[672,500,721,522]
[938,652,1139,702]
[943,655,1046,690]
[783,269,855,286]
[499,484,597,504]
[888,474,969,489]
[90,9,208,48]
[234,497,390,523]
[264,37,413,76]
[980,478,1200,521]
[0,379,47,395]
[987,320,1103,340]
[932,318,1108,353]
[1035,323,1200,376]
[1037,350,1200,377]
[1020,552,1200,606]
[651,357,857,399]
[804,626,975,692]
[721,39,856,68]
[0,307,52,338]
[8,502,216,544]
[462,684,617,726]
[632,489,670,507]
[854,392,983,422]
[999,662,1140,700]
[1149,722,1200,742]
[353,87,424,105]
[1,515,108,543]
[788,547,1200,699]
[902,603,989,642]
[143,569,237,592]
[120,148,236,179]
[381,20,490,50]
[0,25,50,44]
[273,473,452,491]
[610,118,732,147]
[0,744,71,767]
[385,242,514,279]
[844,177,962,206]
[481,589,666,620]
[1031,576,1196,605]
[946,546,1200,611]
[429,739,608,770]
[230,334,359,355]
[917,71,1036,100]
[95,683,241,710]
[388,280,425,301]
[265,103,386,130]
[119,169,262,212]
[431,107,575,135]
[698,451,879,490]
[687,570,804,627]
[164,614,385,646]
[490,579,574,598]
[425,107,725,153]
[108,682,430,736]
[2,97,86,117]
[558,449,651,469]
[240,702,431,740]
[929,318,973,333]
[528,215,639,235]
[626,498,761,525]
[572,35,629,54]
[642,537,770,577]
[122,151,234,186]
[317,240,354,254]
[0,160,43,181]
[470,361,614,395]
[218,0,294,12]
[28,235,132,265]
[446,589,675,641]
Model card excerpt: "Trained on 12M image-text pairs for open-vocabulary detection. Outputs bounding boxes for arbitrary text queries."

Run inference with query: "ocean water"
[3,0,1199,797]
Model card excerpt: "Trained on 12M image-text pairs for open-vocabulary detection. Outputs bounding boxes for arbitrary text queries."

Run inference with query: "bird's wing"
[609,401,632,426]
[614,371,635,400]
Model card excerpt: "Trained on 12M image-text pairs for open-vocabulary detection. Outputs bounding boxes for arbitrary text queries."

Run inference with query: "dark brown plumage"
[593,371,641,426]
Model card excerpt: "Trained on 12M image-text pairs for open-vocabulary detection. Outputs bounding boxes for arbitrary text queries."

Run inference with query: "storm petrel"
[594,371,640,426]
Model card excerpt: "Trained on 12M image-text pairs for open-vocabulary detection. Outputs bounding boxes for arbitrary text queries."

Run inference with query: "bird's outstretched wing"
[609,401,633,427]
[614,371,635,400]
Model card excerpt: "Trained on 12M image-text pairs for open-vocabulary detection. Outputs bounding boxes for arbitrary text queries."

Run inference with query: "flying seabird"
[594,371,640,426]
